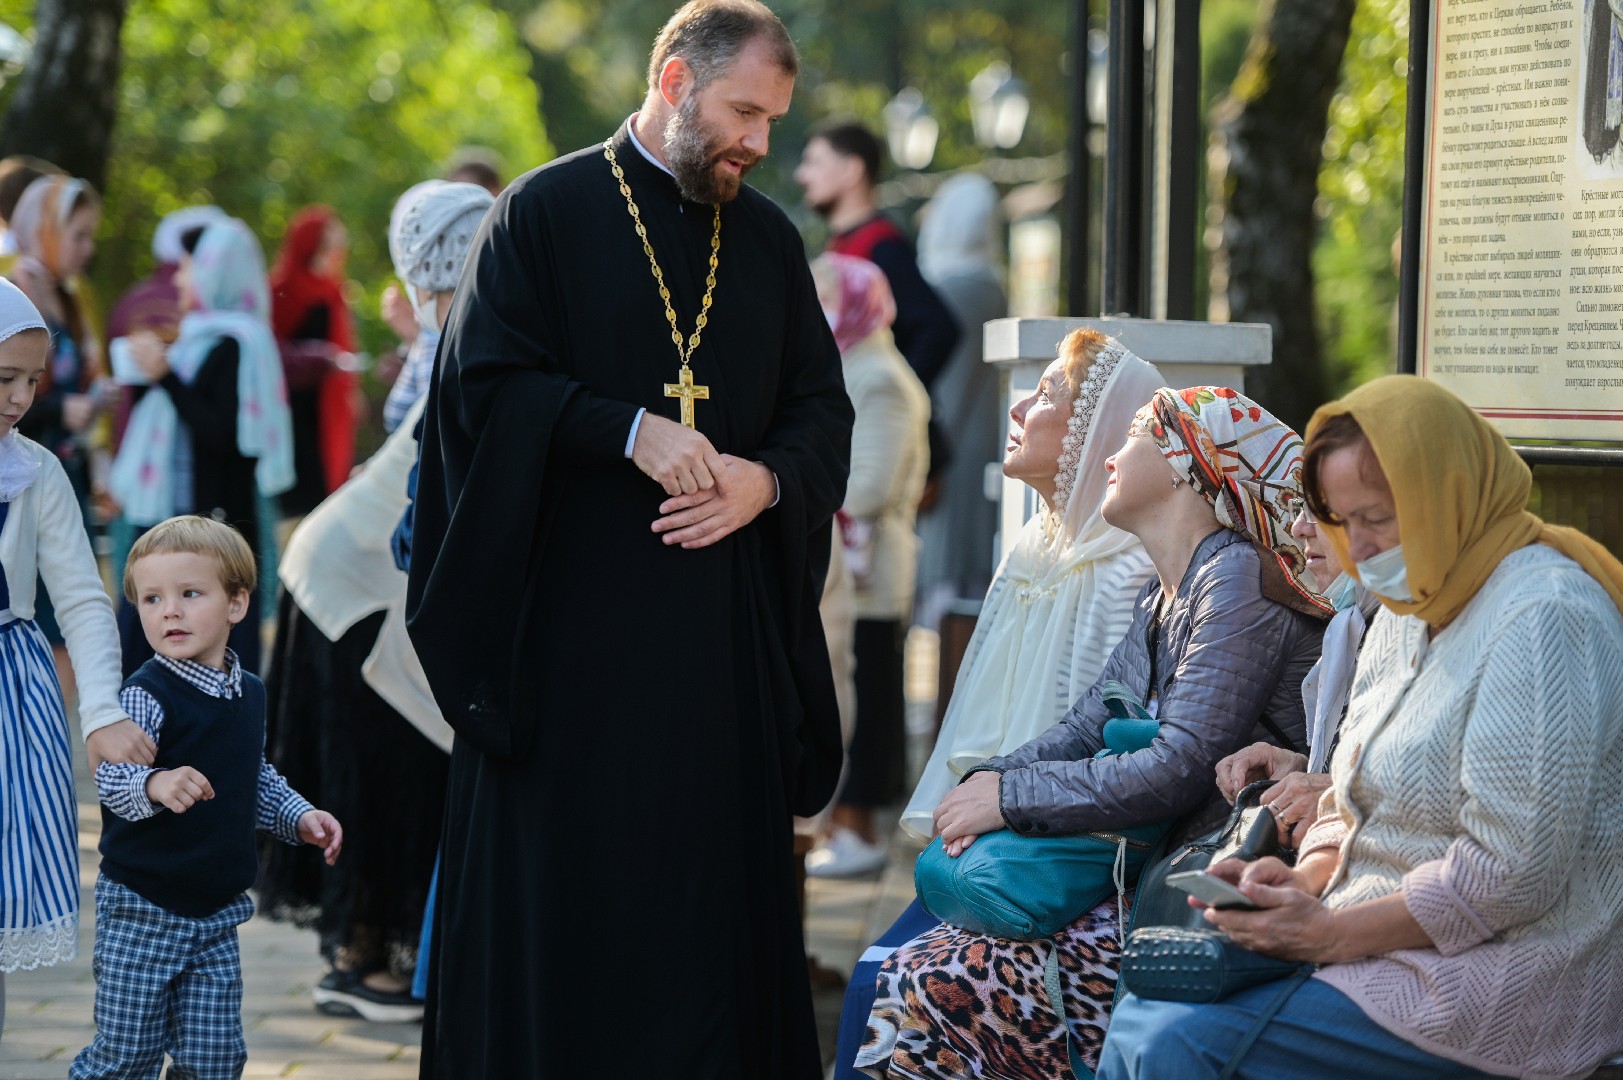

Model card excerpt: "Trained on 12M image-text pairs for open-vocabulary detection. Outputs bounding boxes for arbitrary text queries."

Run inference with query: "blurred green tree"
[1315,0,1408,393]
[0,0,130,190]
[3,0,549,366]
[1206,0,1358,431]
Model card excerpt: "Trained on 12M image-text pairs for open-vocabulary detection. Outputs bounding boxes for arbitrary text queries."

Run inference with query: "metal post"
[1164,0,1201,319]
[1066,0,1093,316]
[1103,0,1146,316]
[1396,0,1431,374]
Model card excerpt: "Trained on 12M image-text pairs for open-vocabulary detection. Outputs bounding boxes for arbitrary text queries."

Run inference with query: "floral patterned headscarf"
[1139,385,1331,617]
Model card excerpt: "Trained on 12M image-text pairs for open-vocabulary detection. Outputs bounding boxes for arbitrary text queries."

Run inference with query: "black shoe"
[313,970,424,1023]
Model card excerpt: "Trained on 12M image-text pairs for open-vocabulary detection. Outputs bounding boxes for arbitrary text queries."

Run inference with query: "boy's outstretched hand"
[147,766,214,814]
[298,810,344,866]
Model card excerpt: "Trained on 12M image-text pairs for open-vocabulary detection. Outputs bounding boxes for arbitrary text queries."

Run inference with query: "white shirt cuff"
[624,408,646,458]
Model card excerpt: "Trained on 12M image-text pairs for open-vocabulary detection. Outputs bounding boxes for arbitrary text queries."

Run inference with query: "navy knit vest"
[99,659,265,917]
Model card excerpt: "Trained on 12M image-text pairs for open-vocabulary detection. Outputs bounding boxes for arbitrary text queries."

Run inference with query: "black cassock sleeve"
[405,184,638,761]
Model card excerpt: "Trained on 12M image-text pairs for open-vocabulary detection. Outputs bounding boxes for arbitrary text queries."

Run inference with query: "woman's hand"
[380,283,419,343]
[129,331,170,381]
[1215,742,1308,803]
[933,770,1005,856]
[1198,858,1341,963]
[1262,771,1333,845]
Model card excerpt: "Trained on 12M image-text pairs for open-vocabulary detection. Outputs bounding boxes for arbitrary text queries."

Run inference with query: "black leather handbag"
[1126,779,1284,933]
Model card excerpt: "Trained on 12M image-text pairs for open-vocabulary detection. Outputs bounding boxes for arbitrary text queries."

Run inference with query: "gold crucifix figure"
[664,366,710,429]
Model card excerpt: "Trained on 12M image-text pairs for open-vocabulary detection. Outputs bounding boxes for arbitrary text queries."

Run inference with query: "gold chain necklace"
[604,138,721,429]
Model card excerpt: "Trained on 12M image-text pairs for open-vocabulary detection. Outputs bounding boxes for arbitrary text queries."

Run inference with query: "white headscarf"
[151,205,227,265]
[387,180,493,333]
[900,339,1167,841]
[918,173,1003,284]
[0,278,46,500]
[109,218,294,524]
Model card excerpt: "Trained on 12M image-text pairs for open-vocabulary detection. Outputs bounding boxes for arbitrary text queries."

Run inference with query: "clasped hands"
[632,413,775,549]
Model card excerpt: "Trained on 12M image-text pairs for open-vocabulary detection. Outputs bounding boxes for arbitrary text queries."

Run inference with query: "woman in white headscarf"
[829,327,1164,1078]
[914,173,1009,621]
[108,216,294,677]
[255,180,493,1025]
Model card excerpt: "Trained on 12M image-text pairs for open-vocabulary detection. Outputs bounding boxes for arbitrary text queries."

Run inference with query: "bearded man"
[405,2,852,1075]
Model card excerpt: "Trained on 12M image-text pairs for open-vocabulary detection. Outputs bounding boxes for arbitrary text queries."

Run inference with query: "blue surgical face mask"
[1326,572,1359,612]
[1356,544,1413,602]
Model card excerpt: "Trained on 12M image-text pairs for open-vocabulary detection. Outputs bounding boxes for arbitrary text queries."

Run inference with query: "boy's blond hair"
[123,516,256,603]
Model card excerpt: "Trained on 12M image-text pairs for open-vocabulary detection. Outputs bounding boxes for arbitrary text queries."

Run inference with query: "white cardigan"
[1302,544,1623,1080]
[0,435,126,738]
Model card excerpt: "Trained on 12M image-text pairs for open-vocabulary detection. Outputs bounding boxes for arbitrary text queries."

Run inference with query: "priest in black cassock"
[405,2,852,1076]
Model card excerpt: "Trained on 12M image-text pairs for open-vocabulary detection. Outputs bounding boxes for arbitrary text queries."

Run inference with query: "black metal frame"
[1397,0,1623,466]
[1066,1,1093,317]
[1092,0,1203,318]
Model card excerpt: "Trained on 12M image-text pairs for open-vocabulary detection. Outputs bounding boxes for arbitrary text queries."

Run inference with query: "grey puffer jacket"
[973,528,1325,845]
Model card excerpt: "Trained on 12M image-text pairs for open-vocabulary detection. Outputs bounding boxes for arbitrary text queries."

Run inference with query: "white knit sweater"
[1299,544,1623,1080]
[0,434,126,738]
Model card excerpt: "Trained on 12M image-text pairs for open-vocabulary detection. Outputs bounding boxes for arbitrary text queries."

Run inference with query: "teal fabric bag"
[914,686,1171,941]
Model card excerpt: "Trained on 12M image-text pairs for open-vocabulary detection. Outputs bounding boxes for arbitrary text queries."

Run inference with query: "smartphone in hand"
[1166,869,1260,910]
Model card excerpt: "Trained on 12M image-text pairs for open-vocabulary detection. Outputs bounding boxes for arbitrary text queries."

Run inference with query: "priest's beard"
[664,97,760,204]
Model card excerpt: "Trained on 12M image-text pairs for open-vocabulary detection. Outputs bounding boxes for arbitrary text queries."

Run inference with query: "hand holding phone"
[1166,869,1260,910]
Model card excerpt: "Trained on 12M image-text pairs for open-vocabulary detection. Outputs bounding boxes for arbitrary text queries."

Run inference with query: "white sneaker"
[805,827,888,878]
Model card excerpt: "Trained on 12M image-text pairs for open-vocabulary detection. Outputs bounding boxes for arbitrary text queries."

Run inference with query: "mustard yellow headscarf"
[1306,375,1623,628]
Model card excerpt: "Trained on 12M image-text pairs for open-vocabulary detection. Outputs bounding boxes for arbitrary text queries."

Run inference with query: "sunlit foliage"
[1315,0,1409,390]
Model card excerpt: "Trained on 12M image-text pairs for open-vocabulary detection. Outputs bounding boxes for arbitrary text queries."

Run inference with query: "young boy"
[70,516,343,1080]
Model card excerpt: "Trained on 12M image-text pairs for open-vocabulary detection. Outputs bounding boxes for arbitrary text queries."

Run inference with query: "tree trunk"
[0,0,129,192]
[1206,0,1355,430]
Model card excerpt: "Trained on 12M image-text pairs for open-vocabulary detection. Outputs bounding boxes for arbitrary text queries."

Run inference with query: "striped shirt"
[95,649,311,845]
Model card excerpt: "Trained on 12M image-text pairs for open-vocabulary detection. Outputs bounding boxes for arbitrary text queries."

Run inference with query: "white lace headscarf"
[0,278,47,500]
[901,334,1167,840]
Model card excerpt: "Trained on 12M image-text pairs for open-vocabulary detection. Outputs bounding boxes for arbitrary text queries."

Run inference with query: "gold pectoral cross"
[664,366,710,429]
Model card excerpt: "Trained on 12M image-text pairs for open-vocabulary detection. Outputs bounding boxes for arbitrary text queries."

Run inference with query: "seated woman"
[856,386,1329,1080]
[1098,376,1623,1080]
[1214,499,1381,845]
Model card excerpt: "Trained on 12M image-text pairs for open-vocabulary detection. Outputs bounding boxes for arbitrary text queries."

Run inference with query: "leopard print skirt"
[855,895,1127,1079]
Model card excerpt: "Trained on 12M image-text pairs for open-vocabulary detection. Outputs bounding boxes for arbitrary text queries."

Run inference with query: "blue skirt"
[0,617,79,971]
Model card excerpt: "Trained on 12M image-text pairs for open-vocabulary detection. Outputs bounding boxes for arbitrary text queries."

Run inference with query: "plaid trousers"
[70,875,254,1080]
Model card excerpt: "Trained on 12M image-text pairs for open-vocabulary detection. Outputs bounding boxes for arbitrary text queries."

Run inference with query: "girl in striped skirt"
[0,278,143,1036]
